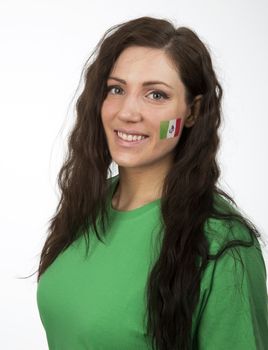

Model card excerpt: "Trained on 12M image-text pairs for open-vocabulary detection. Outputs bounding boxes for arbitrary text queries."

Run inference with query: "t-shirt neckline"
[108,175,161,220]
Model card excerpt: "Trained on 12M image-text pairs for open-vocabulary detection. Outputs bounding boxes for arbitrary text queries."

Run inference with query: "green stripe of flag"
[159,120,170,139]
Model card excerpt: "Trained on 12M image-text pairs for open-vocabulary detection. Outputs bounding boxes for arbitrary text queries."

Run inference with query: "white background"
[1,0,267,348]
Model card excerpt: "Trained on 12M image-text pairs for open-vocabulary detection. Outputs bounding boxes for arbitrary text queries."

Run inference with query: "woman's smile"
[113,129,150,148]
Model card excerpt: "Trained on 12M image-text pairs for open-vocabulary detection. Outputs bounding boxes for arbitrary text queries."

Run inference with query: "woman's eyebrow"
[107,76,174,89]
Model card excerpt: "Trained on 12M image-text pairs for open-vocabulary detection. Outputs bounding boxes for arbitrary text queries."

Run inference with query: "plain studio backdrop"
[0,0,267,348]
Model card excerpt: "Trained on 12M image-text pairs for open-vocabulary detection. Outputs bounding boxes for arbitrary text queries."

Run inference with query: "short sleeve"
[194,236,268,349]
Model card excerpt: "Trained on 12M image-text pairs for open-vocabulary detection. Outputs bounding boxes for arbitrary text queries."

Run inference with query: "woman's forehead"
[109,47,183,89]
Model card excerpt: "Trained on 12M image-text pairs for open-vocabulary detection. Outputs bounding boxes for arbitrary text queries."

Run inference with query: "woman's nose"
[116,93,143,121]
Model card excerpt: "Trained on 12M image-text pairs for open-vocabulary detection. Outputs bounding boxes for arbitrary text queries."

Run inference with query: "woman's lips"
[114,130,149,147]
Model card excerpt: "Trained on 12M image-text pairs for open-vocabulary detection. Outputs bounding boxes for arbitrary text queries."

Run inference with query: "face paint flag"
[159,118,182,139]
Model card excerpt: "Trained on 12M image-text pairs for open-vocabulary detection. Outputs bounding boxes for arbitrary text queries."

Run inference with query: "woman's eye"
[107,86,123,95]
[148,91,168,101]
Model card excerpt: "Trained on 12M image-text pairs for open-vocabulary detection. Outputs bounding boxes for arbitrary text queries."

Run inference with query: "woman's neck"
[111,168,167,211]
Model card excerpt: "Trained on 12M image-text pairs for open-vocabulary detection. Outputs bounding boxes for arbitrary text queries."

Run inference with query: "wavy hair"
[36,16,266,350]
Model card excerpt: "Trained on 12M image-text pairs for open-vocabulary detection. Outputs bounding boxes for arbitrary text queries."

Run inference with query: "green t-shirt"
[36,175,268,349]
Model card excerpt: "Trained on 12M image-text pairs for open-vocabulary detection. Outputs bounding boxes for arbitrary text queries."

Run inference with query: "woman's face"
[101,46,192,170]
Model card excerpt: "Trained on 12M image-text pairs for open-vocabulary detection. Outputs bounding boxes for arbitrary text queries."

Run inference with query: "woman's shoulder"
[204,193,262,255]
[201,194,267,293]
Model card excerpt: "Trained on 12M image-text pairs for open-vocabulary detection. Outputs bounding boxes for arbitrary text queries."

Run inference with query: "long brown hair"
[36,16,266,350]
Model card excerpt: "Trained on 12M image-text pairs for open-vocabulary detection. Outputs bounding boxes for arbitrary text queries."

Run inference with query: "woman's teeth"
[117,131,147,141]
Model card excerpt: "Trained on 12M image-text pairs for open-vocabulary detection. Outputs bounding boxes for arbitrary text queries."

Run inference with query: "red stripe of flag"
[174,118,181,136]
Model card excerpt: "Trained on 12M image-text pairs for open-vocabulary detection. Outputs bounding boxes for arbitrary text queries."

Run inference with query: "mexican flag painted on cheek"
[159,118,182,139]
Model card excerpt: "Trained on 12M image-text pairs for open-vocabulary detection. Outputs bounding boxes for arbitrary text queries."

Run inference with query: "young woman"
[36,16,268,350]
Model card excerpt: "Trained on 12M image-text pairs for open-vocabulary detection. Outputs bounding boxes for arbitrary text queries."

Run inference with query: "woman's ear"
[184,94,203,128]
